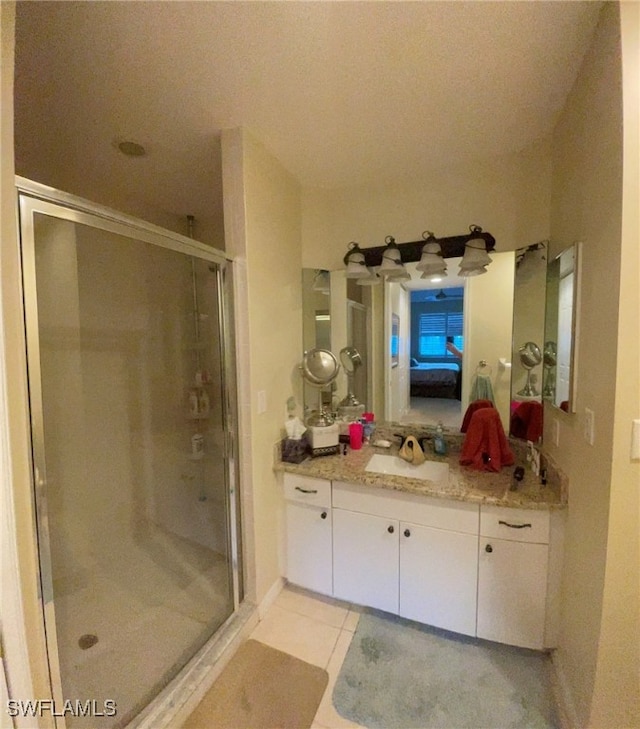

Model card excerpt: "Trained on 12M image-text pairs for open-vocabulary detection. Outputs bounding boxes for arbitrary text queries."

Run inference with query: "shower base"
[52,523,233,728]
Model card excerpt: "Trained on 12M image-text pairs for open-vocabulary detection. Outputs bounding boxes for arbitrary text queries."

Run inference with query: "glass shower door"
[21,196,239,728]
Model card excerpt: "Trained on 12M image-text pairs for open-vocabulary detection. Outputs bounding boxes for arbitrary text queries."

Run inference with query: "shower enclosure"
[17,180,241,728]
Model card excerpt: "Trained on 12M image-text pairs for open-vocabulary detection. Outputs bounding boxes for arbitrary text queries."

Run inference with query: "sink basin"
[365,454,449,486]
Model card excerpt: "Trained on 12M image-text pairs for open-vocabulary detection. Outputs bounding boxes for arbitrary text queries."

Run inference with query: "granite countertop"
[276,429,567,511]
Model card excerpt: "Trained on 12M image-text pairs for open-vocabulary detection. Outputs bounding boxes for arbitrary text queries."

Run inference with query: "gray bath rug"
[332,610,559,729]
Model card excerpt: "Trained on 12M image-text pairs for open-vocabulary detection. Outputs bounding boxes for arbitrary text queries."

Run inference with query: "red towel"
[460,408,515,472]
[460,399,494,433]
[510,401,543,443]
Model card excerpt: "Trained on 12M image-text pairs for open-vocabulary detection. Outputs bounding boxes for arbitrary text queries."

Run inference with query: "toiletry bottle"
[434,422,447,455]
[191,433,204,456]
[198,388,210,416]
[189,389,199,416]
[363,412,375,441]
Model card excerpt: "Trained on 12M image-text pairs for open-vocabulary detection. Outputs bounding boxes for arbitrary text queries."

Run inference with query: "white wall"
[547,4,639,726]
[589,3,639,726]
[221,128,303,606]
[301,138,551,271]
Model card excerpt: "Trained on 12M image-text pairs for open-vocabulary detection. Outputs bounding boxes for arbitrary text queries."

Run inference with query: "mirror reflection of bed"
[406,286,463,428]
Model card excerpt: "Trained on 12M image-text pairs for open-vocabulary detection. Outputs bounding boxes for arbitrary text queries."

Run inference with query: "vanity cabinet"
[477,506,551,650]
[332,481,479,637]
[283,475,333,596]
[282,473,563,650]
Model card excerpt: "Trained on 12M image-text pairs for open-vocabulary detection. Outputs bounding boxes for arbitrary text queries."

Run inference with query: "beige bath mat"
[182,639,329,729]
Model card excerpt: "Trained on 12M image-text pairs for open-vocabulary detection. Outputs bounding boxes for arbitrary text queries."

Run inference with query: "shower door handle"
[225,429,235,460]
[35,465,46,489]
[33,466,55,606]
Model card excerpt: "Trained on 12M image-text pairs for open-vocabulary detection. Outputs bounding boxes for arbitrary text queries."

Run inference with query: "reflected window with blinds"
[417,312,463,357]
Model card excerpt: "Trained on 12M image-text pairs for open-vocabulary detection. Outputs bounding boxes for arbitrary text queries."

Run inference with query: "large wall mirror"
[301,269,374,421]
[543,243,580,413]
[382,254,515,433]
[301,239,549,439]
[509,243,547,442]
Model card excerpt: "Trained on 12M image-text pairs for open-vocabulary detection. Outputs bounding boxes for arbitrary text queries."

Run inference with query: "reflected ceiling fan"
[430,288,463,300]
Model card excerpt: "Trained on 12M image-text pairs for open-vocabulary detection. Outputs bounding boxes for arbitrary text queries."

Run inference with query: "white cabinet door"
[333,508,399,614]
[477,537,548,649]
[285,502,333,596]
[399,522,478,637]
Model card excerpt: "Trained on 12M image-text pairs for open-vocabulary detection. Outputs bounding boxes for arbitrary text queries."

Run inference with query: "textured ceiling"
[14,1,601,236]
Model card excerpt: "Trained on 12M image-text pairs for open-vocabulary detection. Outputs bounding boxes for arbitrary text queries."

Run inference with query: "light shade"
[459,231,492,276]
[378,236,407,278]
[344,243,369,279]
[416,234,447,280]
[356,267,381,286]
[385,268,411,282]
[312,269,330,294]
[420,269,448,281]
[458,265,488,277]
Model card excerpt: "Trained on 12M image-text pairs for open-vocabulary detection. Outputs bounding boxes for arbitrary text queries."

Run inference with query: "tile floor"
[400,397,462,428]
[248,584,364,729]
[195,583,559,729]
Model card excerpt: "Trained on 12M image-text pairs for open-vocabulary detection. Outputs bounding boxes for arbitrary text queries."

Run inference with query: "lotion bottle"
[433,422,447,455]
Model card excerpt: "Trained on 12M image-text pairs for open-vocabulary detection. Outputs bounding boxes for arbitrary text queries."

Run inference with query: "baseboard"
[257,575,285,620]
[550,650,581,729]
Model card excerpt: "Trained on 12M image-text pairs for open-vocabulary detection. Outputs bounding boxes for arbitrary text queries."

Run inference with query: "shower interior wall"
[37,218,227,560]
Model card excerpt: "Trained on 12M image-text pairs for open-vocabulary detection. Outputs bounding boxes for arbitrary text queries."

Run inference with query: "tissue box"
[281,436,309,464]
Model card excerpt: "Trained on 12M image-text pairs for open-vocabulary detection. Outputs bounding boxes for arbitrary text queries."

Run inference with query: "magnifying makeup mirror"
[299,348,340,426]
[338,346,363,408]
[517,341,542,397]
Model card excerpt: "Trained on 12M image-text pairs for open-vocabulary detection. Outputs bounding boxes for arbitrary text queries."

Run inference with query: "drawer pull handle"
[295,486,318,494]
[387,525,395,534]
[498,520,532,529]
[321,511,327,520]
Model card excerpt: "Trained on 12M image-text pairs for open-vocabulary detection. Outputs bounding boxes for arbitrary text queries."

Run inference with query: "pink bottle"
[349,422,363,450]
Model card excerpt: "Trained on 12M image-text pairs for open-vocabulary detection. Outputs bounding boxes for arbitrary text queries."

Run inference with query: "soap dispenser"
[433,422,447,455]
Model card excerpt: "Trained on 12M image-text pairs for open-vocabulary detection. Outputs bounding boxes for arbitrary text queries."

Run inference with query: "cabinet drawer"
[333,481,479,534]
[480,506,550,544]
[284,474,331,507]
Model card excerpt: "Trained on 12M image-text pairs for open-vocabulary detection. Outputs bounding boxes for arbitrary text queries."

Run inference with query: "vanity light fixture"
[458,225,492,277]
[342,226,496,280]
[378,236,408,279]
[344,242,370,279]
